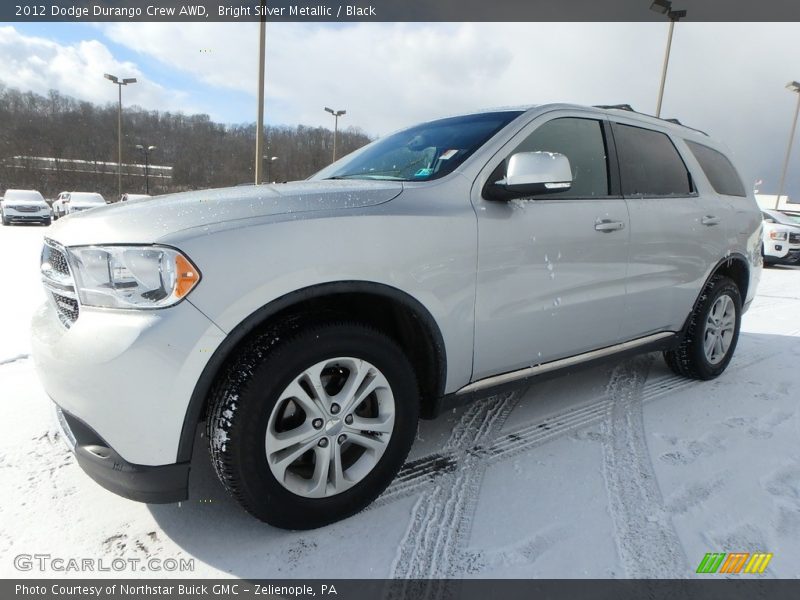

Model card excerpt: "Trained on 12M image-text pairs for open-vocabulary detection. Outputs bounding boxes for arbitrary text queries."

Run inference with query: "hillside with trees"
[0,84,372,199]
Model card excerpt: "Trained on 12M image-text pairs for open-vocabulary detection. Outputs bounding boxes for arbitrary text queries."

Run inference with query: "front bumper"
[765,244,800,264]
[772,249,800,265]
[54,404,189,503]
[3,211,50,223]
[31,297,226,467]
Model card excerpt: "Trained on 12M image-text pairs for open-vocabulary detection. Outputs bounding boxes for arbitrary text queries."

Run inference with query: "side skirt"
[424,332,678,419]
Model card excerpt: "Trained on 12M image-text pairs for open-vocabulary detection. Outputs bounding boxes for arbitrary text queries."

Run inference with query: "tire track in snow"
[600,356,687,577]
[379,329,795,580]
[0,354,29,366]
[387,391,519,590]
[378,329,797,508]
[377,372,695,507]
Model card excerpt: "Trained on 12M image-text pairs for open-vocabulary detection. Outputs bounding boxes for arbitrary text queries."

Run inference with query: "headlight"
[67,245,200,309]
[769,230,788,241]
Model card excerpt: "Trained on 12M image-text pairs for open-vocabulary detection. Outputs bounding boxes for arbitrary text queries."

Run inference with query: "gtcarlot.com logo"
[14,553,195,573]
[696,552,773,574]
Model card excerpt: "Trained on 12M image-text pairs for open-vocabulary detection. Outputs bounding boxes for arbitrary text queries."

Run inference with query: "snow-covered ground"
[0,222,798,579]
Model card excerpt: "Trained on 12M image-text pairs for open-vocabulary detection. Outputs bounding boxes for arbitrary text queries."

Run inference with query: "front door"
[471,113,631,381]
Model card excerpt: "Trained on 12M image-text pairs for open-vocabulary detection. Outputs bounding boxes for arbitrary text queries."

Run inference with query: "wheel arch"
[711,253,750,303]
[177,281,447,462]
[679,252,750,338]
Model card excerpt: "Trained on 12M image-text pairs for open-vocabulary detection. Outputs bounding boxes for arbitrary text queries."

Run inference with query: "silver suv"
[31,104,762,528]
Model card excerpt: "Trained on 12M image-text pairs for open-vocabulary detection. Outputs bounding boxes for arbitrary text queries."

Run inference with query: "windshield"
[316,111,524,182]
[4,190,44,202]
[70,193,106,204]
[764,210,800,226]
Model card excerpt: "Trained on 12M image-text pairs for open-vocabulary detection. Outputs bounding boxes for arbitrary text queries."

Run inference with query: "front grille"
[16,205,39,212]
[41,239,79,327]
[52,293,79,327]
[47,244,70,276]
[789,232,800,244]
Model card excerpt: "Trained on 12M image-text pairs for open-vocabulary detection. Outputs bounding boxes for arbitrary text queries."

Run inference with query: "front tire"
[207,320,419,529]
[664,275,741,380]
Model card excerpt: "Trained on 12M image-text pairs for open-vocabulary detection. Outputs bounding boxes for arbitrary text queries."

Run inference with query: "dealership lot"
[0,223,798,579]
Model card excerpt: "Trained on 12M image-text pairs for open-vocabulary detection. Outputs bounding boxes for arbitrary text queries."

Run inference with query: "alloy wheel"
[703,294,736,365]
[265,357,395,498]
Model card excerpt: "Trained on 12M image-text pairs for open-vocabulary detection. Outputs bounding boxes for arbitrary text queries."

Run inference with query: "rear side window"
[613,124,693,197]
[685,141,746,197]
[512,117,610,198]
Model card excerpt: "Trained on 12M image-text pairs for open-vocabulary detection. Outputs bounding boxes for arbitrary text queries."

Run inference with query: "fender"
[677,252,750,340]
[177,281,447,462]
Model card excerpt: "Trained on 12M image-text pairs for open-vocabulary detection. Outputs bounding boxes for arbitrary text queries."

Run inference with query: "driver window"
[513,118,610,198]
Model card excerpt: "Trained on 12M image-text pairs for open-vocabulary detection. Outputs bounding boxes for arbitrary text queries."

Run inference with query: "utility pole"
[136,145,157,194]
[776,81,800,208]
[255,9,267,184]
[104,73,137,199]
[650,1,687,118]
[324,107,346,162]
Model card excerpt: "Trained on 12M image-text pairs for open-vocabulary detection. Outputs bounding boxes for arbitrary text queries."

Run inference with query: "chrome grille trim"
[41,238,80,327]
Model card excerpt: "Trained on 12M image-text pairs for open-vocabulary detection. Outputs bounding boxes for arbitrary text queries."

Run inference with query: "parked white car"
[52,192,70,220]
[762,209,800,265]
[120,193,151,203]
[1,189,51,226]
[64,192,107,215]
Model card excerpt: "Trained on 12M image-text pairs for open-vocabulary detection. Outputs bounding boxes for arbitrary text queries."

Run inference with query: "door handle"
[701,215,721,226]
[594,219,625,233]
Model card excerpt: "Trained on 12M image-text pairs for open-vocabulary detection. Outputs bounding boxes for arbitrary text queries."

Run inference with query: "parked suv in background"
[32,104,762,528]
[64,192,106,215]
[761,209,800,265]
[1,189,51,225]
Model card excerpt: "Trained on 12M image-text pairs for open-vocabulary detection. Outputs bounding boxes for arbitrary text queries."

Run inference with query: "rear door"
[613,121,728,339]
[471,112,631,381]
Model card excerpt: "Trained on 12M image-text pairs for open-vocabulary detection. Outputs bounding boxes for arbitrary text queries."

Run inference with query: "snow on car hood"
[48,180,403,246]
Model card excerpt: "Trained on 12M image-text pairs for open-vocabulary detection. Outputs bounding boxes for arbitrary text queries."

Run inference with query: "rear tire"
[664,275,741,380]
[207,320,419,529]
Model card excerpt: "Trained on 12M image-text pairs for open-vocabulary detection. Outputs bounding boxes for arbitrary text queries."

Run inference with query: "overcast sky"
[0,21,799,197]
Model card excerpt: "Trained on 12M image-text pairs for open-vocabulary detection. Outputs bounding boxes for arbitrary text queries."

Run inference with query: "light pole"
[135,144,157,194]
[776,81,800,208]
[255,10,267,184]
[263,155,279,182]
[650,0,686,118]
[324,107,346,162]
[104,73,137,199]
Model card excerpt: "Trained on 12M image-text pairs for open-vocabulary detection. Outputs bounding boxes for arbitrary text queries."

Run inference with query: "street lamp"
[650,0,687,118]
[324,107,346,162]
[135,144,157,195]
[254,12,267,185]
[104,73,137,199]
[262,155,279,183]
[776,81,800,208]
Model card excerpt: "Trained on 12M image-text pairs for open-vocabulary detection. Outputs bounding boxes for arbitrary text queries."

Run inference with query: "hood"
[48,180,403,246]
[3,199,48,209]
[765,221,800,232]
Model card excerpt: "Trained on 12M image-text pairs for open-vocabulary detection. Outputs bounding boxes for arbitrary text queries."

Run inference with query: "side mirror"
[484,151,573,201]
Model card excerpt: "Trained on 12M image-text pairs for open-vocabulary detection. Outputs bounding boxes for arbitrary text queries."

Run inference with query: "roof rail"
[593,104,708,137]
[663,118,709,137]
[593,104,635,112]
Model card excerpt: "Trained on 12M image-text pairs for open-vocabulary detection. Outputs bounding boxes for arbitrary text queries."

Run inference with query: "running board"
[456,332,676,395]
